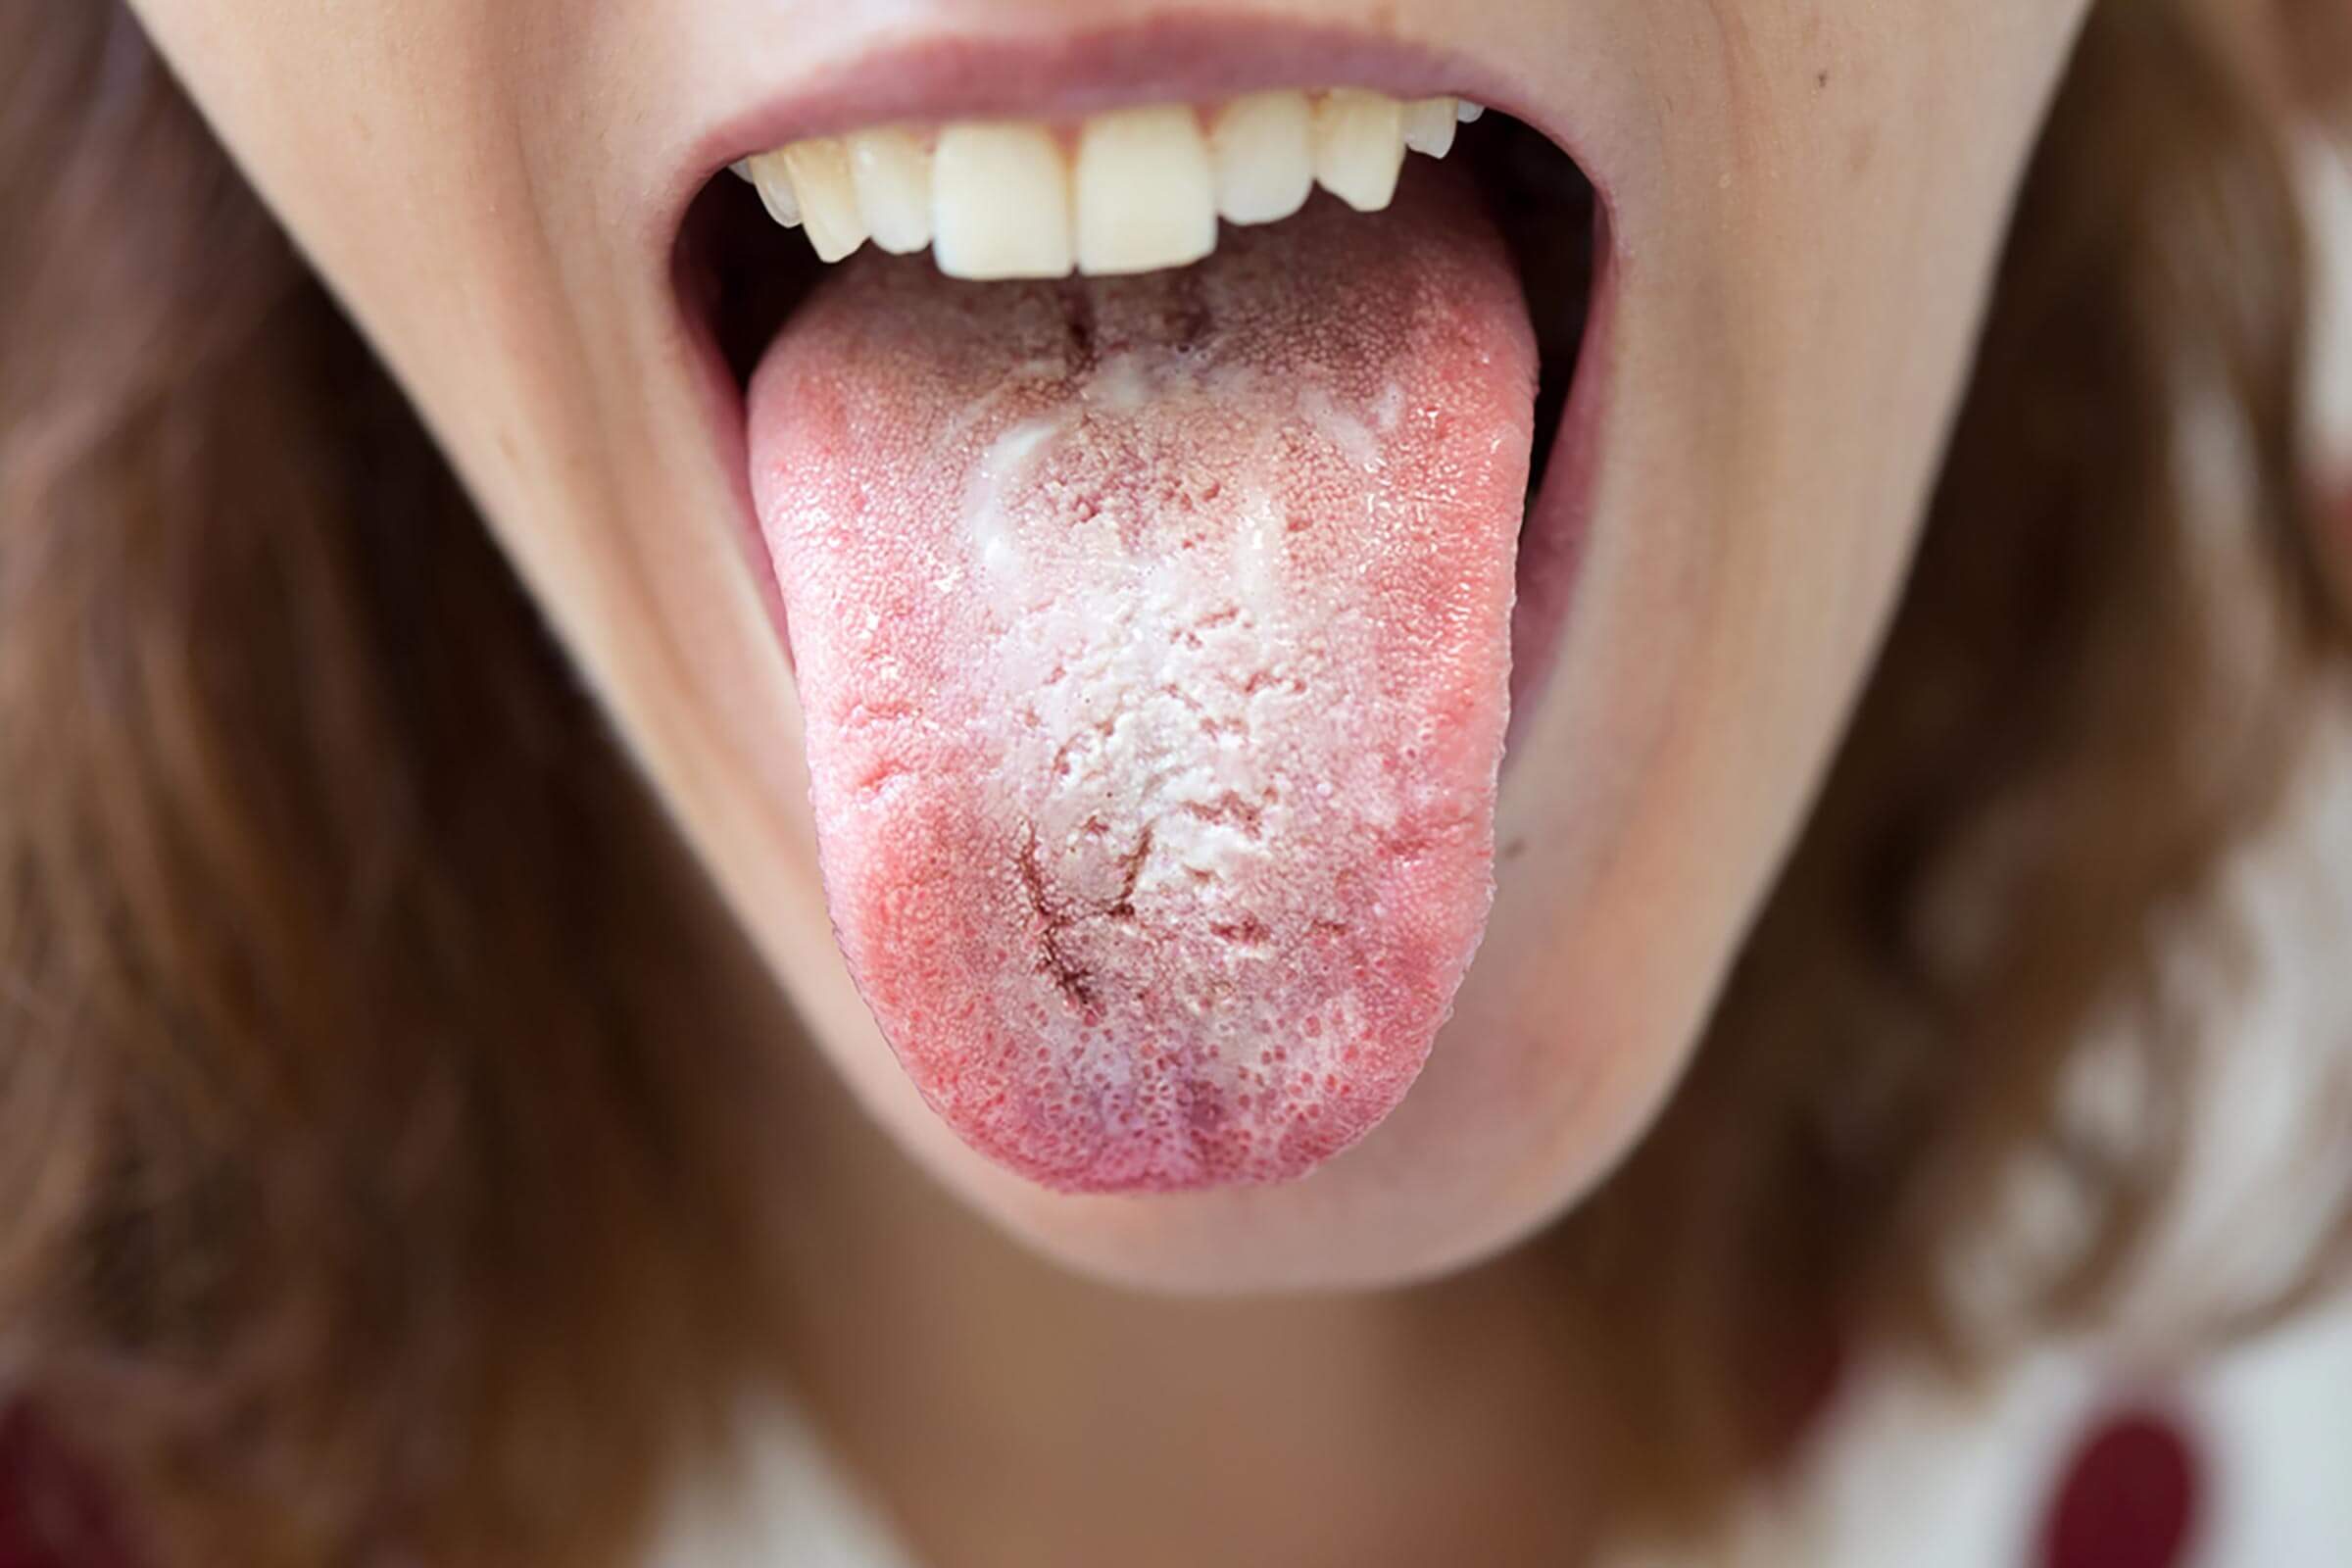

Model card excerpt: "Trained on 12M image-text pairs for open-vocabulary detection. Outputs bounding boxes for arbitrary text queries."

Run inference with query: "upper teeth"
[736,89,1482,281]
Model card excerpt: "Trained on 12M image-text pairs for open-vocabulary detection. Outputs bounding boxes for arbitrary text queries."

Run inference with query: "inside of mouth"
[673,111,1598,1192]
[677,110,1596,501]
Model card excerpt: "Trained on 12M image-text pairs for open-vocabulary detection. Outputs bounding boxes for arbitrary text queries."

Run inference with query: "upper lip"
[671,12,1598,230]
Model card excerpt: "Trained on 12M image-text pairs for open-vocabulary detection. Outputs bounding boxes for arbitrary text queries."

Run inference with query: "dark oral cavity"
[748,164,1539,1192]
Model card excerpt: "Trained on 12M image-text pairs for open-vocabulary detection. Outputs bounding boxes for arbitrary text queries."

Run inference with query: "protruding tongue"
[749,168,1537,1193]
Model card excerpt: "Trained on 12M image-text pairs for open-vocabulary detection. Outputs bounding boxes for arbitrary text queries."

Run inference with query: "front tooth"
[933,122,1074,280]
[1075,105,1217,276]
[1403,98,1459,158]
[1312,90,1406,213]
[1208,91,1315,226]
[744,150,802,228]
[782,139,867,262]
[1456,101,1488,123]
[848,126,934,255]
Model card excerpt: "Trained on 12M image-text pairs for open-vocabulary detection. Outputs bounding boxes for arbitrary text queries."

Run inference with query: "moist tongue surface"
[749,167,1537,1193]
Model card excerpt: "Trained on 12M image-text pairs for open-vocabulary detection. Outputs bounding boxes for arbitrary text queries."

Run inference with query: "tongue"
[748,167,1537,1193]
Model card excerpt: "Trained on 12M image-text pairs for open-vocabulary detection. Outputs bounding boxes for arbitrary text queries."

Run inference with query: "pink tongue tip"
[750,170,1538,1193]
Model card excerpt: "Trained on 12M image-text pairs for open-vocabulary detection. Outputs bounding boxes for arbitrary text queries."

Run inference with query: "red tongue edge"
[748,167,1538,1193]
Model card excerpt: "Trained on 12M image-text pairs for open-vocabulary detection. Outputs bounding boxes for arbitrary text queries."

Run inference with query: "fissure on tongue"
[749,167,1537,1193]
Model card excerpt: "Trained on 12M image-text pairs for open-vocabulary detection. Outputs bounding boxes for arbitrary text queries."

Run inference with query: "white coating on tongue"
[750,173,1537,1192]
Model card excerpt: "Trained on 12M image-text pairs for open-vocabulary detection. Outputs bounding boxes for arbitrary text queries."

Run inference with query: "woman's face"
[131,0,2090,1292]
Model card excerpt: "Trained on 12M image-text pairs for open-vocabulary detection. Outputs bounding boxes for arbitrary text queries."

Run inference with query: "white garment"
[648,1403,912,1568]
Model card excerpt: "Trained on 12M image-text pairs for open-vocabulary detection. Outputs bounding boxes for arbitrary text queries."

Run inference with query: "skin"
[124,0,2091,1288]
[122,4,2095,1552]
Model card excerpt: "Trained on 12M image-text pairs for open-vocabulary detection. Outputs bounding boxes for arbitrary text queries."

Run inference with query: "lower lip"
[1510,226,1615,744]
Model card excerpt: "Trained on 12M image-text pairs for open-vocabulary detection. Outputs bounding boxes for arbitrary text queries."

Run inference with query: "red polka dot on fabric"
[2036,1406,2202,1568]
[0,1408,138,1568]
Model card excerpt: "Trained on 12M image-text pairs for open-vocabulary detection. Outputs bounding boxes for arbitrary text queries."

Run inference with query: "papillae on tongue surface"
[748,168,1537,1193]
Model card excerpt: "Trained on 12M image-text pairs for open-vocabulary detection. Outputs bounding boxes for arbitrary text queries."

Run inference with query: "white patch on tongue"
[750,172,1536,1192]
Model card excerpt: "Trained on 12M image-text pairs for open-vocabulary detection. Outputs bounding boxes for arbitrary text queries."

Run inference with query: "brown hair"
[2,2,2347,1563]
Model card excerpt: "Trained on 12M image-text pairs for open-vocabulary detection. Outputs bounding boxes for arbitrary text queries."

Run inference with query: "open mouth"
[671,33,1605,1197]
